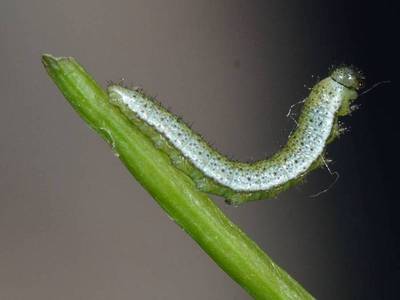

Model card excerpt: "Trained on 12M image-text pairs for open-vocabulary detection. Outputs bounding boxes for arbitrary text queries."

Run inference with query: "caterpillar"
[108,67,364,205]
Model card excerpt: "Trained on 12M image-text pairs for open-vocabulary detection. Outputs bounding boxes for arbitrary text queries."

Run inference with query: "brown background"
[0,1,397,299]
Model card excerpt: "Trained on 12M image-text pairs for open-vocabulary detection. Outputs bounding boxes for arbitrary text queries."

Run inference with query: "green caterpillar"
[108,67,364,205]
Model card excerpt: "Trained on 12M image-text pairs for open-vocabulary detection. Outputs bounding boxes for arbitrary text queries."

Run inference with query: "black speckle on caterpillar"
[108,66,364,205]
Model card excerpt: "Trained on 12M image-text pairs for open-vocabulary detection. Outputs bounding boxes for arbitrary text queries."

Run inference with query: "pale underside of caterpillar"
[108,67,364,205]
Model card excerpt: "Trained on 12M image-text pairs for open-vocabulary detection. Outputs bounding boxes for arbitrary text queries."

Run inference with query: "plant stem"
[42,54,314,300]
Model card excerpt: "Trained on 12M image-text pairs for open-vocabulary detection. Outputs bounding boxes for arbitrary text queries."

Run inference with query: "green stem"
[42,54,314,300]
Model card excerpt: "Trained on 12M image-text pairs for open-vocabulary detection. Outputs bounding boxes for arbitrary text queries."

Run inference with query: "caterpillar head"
[331,66,364,91]
[331,66,364,116]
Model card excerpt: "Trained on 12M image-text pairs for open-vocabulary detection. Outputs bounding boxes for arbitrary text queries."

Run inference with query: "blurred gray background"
[1,1,397,299]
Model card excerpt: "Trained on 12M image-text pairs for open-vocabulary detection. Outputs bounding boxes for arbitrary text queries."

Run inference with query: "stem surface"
[42,54,314,300]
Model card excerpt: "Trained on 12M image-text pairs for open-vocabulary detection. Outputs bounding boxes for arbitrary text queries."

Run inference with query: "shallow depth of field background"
[0,1,397,299]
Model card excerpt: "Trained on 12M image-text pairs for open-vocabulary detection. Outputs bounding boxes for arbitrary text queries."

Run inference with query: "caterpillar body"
[108,67,364,205]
